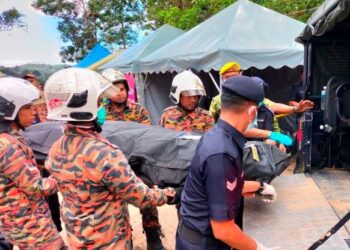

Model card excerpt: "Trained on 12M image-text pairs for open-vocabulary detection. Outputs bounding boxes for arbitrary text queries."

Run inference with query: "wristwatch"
[256,180,265,194]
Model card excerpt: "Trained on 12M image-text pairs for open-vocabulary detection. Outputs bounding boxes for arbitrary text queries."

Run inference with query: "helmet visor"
[181,89,206,97]
[101,85,120,99]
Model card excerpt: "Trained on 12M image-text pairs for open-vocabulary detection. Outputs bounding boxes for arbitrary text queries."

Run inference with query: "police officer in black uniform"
[176,76,278,250]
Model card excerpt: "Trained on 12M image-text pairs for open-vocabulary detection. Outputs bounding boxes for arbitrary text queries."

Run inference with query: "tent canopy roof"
[98,24,185,72]
[132,0,305,74]
[75,44,111,68]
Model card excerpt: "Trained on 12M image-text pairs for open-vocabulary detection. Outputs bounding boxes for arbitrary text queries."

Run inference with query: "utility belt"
[178,221,223,247]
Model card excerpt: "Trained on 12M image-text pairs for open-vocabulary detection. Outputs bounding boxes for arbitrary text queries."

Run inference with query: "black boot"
[144,228,165,250]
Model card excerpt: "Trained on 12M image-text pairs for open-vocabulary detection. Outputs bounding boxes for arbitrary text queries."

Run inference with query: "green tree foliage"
[146,0,324,30]
[32,0,144,63]
[255,0,325,22]
[0,8,26,31]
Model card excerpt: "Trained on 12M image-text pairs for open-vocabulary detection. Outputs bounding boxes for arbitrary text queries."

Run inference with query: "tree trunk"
[121,19,126,49]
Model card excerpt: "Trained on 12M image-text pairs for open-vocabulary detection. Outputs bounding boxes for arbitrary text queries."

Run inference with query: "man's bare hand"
[295,100,314,113]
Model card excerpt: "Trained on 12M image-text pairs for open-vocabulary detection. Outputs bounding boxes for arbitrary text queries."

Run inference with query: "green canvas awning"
[132,0,305,73]
[98,24,184,72]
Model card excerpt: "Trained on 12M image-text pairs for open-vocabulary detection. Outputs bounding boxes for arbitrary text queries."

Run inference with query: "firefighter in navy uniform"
[177,76,279,250]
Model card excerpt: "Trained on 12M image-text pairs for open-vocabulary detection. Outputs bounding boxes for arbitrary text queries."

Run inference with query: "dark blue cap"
[251,76,269,89]
[221,76,265,103]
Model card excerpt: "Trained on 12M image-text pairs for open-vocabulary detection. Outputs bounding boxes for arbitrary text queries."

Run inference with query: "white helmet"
[101,68,126,83]
[0,77,40,121]
[44,68,119,121]
[170,70,206,104]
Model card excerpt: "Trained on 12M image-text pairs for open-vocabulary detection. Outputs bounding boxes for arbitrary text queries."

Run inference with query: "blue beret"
[251,76,269,89]
[221,76,265,103]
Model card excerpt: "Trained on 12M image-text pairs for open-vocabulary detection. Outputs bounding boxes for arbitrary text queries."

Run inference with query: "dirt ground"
[130,204,178,250]
[13,203,178,250]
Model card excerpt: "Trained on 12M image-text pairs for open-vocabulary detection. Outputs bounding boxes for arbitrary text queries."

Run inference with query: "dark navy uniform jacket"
[180,119,246,237]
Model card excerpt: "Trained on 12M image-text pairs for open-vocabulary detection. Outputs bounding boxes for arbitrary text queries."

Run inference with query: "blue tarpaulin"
[75,44,111,68]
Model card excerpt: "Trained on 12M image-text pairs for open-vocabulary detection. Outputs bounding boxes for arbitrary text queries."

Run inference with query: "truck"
[297,0,350,172]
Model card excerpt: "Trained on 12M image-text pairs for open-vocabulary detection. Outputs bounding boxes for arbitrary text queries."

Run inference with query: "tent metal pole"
[144,73,150,89]
[208,72,220,93]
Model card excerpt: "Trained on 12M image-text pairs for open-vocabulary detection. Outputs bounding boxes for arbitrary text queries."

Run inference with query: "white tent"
[132,0,306,125]
[132,0,305,73]
[98,24,185,72]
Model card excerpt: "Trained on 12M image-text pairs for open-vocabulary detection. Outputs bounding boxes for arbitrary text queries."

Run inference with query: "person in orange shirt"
[102,68,164,249]
[159,70,214,133]
[102,68,151,125]
[23,73,48,124]
[44,68,175,249]
[0,77,65,249]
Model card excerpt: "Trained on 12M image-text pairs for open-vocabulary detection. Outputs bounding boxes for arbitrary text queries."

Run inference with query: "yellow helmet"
[219,62,241,75]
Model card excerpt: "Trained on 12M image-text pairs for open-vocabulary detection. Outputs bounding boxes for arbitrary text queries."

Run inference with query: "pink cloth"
[125,73,136,102]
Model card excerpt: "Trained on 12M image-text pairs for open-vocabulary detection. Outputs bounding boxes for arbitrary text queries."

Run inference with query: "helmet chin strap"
[93,120,102,133]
